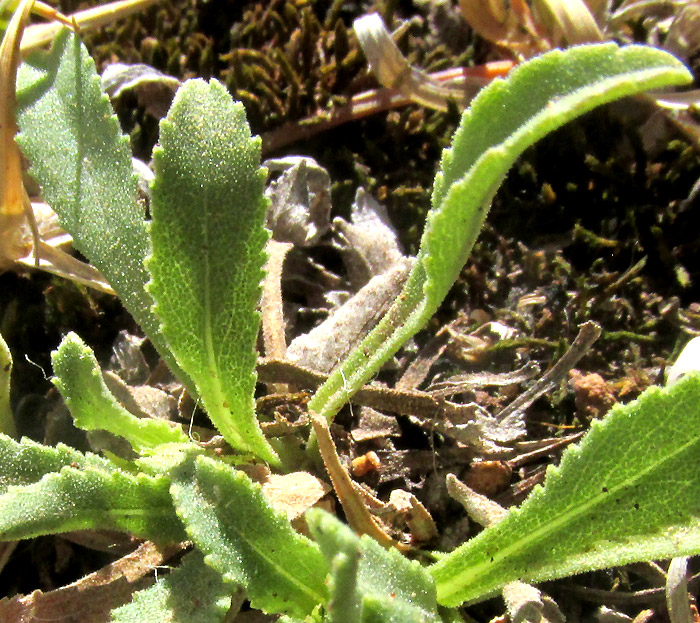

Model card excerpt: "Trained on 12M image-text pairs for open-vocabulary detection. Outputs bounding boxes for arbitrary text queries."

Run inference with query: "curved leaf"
[0,463,186,543]
[308,43,693,421]
[430,373,700,606]
[0,331,14,437]
[306,509,440,623]
[0,432,115,494]
[52,332,189,452]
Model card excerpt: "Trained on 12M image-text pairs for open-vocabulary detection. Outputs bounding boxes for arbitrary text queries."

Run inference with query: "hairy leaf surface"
[52,332,189,452]
[306,509,440,623]
[110,550,233,623]
[147,78,275,463]
[0,462,185,542]
[170,454,328,617]
[308,43,692,421]
[430,373,700,606]
[0,433,114,494]
[14,29,190,390]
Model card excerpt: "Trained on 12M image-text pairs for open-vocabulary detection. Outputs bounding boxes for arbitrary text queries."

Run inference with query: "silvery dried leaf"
[502,581,566,623]
[286,258,413,373]
[333,187,405,288]
[108,330,149,384]
[101,62,180,118]
[102,371,176,422]
[663,4,700,61]
[597,606,633,623]
[264,156,332,247]
[437,404,525,450]
[351,407,401,442]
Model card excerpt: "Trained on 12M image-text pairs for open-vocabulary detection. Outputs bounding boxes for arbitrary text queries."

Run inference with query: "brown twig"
[258,357,478,424]
[261,63,513,154]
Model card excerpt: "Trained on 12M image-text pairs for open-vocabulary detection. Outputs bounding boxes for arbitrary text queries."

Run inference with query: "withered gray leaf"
[101,63,180,118]
[264,156,332,247]
[333,188,405,288]
[286,258,413,373]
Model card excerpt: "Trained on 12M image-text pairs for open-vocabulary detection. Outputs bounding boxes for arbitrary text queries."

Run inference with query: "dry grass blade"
[261,240,292,360]
[533,0,603,44]
[666,557,693,623]
[458,0,550,57]
[310,412,409,552]
[261,62,514,153]
[20,0,160,53]
[458,0,523,47]
[0,5,44,225]
[354,13,470,111]
[0,541,184,623]
[652,89,700,109]
[0,0,34,263]
[1,0,154,292]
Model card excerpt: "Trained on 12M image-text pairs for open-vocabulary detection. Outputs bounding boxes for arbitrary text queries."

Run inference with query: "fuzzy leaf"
[110,550,233,623]
[147,78,276,463]
[308,43,693,421]
[0,432,115,494]
[169,454,328,618]
[14,28,191,391]
[0,461,186,543]
[52,332,189,452]
[430,373,700,606]
[306,509,440,623]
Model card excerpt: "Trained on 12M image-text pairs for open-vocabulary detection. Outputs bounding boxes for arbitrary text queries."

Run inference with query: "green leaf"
[306,509,440,623]
[359,596,439,623]
[0,432,115,494]
[0,461,186,543]
[14,29,191,392]
[308,43,693,421]
[311,510,361,623]
[147,78,276,464]
[169,454,328,618]
[430,373,700,606]
[110,550,234,623]
[52,332,189,452]
[0,330,15,437]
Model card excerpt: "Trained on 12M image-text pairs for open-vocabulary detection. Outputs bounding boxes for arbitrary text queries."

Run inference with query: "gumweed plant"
[0,16,699,623]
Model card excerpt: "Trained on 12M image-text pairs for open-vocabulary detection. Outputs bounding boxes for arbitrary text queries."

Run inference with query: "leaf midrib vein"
[443,415,700,598]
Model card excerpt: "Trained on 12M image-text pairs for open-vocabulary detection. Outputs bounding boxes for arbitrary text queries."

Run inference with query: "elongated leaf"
[169,454,328,618]
[308,43,693,421]
[430,373,700,606]
[306,509,440,623]
[0,462,186,543]
[147,78,276,463]
[309,509,361,623]
[110,550,233,623]
[14,29,191,391]
[0,432,115,494]
[52,332,189,452]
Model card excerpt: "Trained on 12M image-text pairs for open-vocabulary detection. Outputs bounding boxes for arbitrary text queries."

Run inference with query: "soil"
[2,1,700,621]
